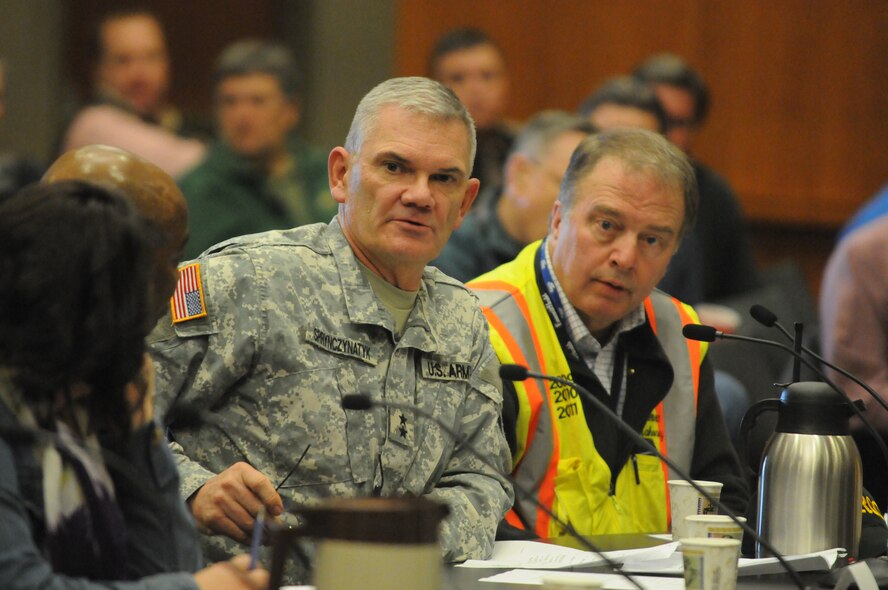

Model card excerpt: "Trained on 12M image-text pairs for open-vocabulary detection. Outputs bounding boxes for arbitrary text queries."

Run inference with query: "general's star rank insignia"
[389,410,413,447]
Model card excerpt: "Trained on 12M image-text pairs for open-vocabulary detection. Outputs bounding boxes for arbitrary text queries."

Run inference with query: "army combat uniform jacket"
[150,219,513,569]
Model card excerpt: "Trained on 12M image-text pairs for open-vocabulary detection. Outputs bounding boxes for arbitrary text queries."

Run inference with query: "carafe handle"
[738,398,781,476]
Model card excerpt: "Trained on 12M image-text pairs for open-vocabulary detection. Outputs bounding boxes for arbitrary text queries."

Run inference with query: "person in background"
[430,27,513,196]
[836,183,888,242]
[634,53,760,302]
[60,8,205,177]
[151,77,512,583]
[820,214,888,513]
[470,129,749,539]
[0,181,267,589]
[178,40,333,260]
[434,110,593,282]
[578,76,667,135]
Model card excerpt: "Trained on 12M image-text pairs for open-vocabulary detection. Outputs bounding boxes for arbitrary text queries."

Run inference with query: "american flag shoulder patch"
[171,263,208,323]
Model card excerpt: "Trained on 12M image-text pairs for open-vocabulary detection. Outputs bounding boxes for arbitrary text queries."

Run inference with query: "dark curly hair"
[0,180,158,440]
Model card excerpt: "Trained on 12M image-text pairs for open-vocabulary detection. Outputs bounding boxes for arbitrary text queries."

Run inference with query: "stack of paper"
[463,540,841,587]
[457,540,679,570]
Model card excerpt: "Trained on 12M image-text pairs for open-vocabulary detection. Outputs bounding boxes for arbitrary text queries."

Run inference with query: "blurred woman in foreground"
[0,181,267,589]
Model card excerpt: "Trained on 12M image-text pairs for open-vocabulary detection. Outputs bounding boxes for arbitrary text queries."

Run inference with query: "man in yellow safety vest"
[469,128,749,539]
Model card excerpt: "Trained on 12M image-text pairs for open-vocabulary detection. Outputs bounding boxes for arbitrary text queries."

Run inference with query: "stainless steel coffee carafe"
[742,382,862,558]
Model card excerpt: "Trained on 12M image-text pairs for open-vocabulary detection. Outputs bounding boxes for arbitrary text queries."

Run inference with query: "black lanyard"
[534,242,626,412]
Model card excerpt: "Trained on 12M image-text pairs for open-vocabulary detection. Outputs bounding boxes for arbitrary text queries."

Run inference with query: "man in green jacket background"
[179,40,333,260]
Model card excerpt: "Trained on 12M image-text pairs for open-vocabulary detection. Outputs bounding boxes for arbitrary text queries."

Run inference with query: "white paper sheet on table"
[621,547,840,576]
[457,540,680,569]
[478,569,685,589]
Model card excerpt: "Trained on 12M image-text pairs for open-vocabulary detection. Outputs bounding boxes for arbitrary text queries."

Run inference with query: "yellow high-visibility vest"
[470,241,706,538]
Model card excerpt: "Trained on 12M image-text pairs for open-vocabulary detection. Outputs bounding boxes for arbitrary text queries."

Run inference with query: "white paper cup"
[541,572,605,589]
[685,515,746,542]
[681,537,741,590]
[668,479,723,540]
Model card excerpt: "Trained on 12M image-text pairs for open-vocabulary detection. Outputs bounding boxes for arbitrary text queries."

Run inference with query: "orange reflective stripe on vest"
[471,243,705,537]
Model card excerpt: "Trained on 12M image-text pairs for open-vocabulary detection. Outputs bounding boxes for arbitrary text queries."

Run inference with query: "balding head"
[43,145,188,320]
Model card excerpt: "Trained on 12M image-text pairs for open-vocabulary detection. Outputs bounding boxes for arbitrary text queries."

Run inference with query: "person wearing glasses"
[634,54,760,302]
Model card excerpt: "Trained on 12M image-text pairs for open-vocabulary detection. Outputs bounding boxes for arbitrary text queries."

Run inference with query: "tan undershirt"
[358,263,419,337]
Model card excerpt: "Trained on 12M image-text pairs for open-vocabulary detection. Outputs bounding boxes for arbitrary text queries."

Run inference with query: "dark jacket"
[0,391,202,589]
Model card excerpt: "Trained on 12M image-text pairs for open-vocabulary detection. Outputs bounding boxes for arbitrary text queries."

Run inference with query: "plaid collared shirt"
[543,244,645,416]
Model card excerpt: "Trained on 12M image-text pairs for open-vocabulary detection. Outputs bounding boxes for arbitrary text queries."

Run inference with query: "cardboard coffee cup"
[681,537,741,590]
[668,480,723,540]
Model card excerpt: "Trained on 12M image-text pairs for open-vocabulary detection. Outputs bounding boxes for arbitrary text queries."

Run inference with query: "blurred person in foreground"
[0,181,267,589]
[150,77,512,582]
[43,144,189,322]
[470,129,749,539]
[820,214,888,512]
[179,40,333,260]
[60,8,205,177]
[434,110,593,282]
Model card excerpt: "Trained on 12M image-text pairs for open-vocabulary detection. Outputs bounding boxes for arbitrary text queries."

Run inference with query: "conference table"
[441,564,819,589]
[273,531,832,589]
[438,534,827,590]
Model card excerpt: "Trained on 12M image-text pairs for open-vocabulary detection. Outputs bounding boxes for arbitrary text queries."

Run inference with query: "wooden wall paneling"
[395,0,888,229]
[694,2,820,223]
[815,3,888,218]
[685,1,888,226]
[543,1,703,114]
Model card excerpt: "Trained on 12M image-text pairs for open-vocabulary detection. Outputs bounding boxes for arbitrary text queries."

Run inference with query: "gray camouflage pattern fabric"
[149,218,513,578]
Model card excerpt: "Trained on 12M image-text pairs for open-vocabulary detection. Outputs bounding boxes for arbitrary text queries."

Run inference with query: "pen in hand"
[248,505,266,570]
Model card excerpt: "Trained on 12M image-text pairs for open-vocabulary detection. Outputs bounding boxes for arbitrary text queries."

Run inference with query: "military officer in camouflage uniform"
[150,76,513,574]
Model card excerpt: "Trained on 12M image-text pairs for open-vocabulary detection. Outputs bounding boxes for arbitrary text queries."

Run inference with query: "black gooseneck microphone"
[749,304,888,417]
[340,393,647,590]
[499,362,809,590]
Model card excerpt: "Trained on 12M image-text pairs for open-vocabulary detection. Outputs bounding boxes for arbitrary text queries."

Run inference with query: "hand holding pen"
[187,444,310,549]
